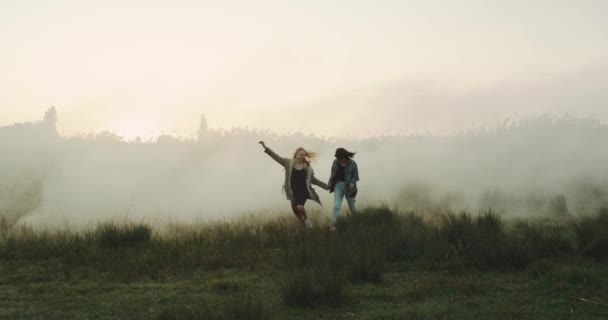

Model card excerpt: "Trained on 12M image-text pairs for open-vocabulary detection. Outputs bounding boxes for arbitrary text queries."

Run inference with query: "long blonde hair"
[293,147,317,165]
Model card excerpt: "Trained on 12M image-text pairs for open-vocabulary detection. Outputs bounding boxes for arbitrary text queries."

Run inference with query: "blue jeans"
[332,181,356,223]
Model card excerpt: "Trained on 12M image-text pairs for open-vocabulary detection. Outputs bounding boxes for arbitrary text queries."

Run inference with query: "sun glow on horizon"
[108,115,163,139]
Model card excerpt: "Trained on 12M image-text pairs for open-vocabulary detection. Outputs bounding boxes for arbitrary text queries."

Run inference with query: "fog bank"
[2,109,608,226]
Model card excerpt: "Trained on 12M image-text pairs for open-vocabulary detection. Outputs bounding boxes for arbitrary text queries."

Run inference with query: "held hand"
[258,141,266,149]
[349,183,354,189]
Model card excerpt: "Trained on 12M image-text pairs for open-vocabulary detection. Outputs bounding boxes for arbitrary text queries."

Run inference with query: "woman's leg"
[291,200,305,225]
[332,181,346,223]
[297,205,307,219]
[346,196,357,215]
[297,205,312,228]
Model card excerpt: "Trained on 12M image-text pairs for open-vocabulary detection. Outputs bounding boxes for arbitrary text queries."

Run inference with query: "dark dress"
[290,167,308,206]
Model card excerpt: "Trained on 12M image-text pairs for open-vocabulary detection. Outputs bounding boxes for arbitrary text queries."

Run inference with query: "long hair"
[335,147,355,159]
[293,147,317,165]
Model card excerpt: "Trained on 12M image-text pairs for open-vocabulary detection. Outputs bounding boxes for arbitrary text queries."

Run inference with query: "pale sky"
[1,0,607,138]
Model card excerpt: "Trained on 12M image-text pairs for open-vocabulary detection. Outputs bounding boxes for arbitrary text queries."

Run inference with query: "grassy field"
[1,207,607,319]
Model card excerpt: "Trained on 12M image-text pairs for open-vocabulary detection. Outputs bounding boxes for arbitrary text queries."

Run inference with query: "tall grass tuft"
[513,222,573,258]
[281,233,346,307]
[281,268,345,307]
[97,222,152,248]
[571,208,608,260]
[0,215,15,243]
[439,209,535,269]
[335,206,402,282]
[440,211,476,261]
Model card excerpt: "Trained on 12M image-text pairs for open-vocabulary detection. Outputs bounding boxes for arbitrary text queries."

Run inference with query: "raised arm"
[259,141,288,166]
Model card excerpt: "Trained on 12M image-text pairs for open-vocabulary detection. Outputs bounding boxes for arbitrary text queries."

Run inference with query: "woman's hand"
[258,141,267,149]
[349,183,355,189]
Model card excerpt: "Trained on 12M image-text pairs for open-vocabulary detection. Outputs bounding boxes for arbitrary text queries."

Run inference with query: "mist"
[2,106,608,228]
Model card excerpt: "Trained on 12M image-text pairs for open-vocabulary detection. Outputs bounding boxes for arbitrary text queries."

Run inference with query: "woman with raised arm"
[328,148,359,228]
[259,141,329,228]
